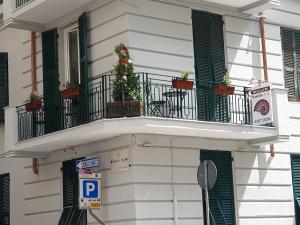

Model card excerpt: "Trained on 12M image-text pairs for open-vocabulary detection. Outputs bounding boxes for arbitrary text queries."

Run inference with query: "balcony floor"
[7,116,285,158]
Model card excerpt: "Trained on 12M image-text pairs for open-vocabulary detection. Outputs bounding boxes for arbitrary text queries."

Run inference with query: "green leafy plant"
[28,92,39,102]
[112,43,141,101]
[223,73,231,86]
[63,81,79,89]
[181,70,190,80]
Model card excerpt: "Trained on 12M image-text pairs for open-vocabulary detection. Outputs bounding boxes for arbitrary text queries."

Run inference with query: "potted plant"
[25,92,43,112]
[106,43,142,118]
[172,70,194,90]
[61,82,80,99]
[214,73,235,95]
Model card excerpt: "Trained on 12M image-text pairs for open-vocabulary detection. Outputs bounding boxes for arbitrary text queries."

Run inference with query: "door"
[200,150,236,225]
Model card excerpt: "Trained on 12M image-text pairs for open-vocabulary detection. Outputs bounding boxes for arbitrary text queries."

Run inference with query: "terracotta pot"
[172,79,194,90]
[106,100,143,118]
[214,85,235,95]
[61,87,80,99]
[25,99,43,112]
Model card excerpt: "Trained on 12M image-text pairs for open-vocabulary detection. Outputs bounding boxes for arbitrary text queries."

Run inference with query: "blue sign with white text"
[83,180,99,198]
[76,158,100,171]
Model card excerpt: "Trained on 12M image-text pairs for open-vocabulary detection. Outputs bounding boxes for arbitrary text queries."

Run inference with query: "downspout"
[31,31,39,174]
[259,12,275,157]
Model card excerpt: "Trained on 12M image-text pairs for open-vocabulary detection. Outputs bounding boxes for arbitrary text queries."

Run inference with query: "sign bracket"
[88,208,106,225]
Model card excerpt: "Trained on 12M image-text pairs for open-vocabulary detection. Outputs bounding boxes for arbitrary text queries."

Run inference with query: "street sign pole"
[204,160,210,225]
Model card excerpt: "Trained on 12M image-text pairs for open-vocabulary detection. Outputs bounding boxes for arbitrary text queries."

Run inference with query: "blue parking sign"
[83,180,98,198]
[79,171,102,209]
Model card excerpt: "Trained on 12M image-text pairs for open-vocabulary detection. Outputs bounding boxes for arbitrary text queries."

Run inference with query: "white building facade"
[0,0,299,225]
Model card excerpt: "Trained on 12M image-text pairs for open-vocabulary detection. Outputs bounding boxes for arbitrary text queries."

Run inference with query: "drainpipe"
[31,31,39,174]
[259,12,275,157]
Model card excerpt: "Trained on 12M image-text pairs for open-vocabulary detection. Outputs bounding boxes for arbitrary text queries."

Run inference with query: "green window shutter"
[0,53,8,124]
[281,27,300,101]
[42,29,62,133]
[291,155,300,224]
[42,29,59,96]
[200,150,236,225]
[79,12,89,123]
[59,158,87,225]
[192,10,227,122]
[281,28,297,100]
[0,173,10,225]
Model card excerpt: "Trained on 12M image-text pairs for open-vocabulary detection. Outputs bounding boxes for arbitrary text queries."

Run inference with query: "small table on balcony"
[163,89,187,118]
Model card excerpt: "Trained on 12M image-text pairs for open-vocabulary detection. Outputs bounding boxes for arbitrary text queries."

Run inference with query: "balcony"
[5,73,289,157]
[2,0,93,31]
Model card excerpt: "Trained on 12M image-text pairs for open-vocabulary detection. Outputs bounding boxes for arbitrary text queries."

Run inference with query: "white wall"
[22,135,136,225]
[129,134,295,225]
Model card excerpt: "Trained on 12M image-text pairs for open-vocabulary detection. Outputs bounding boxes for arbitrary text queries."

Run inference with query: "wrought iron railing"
[17,73,252,141]
[16,0,31,8]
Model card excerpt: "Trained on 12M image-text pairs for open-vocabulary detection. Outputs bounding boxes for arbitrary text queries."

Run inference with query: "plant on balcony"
[61,81,80,99]
[25,92,42,112]
[172,70,194,90]
[107,43,142,118]
[214,73,235,95]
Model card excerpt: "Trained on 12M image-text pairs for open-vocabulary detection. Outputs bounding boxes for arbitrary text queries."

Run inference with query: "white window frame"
[64,23,81,84]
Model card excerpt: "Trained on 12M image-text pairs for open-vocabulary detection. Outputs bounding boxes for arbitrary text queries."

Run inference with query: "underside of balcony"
[6,116,284,158]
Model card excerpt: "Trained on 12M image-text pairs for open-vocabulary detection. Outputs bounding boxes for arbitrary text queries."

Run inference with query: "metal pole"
[88,209,106,225]
[204,160,210,225]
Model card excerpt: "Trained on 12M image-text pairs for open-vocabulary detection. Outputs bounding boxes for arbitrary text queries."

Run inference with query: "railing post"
[4,106,18,153]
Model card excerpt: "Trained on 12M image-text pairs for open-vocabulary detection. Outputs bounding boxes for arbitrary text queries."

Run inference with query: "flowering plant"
[112,43,141,101]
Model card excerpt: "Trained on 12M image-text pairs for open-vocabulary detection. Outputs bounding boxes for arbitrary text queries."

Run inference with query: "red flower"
[119,58,128,64]
[123,47,128,51]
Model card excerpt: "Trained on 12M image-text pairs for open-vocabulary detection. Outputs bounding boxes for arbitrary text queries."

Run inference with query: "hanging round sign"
[197,160,217,190]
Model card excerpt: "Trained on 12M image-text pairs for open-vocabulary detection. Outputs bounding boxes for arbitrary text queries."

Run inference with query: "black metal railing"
[16,0,31,8]
[17,73,252,141]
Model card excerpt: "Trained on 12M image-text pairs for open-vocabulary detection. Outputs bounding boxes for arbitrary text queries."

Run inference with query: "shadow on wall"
[227,30,263,86]
[236,150,272,212]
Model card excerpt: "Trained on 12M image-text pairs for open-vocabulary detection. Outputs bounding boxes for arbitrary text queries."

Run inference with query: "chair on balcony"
[144,80,167,117]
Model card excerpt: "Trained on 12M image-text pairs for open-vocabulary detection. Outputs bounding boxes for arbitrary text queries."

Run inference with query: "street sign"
[76,158,100,171]
[79,170,102,209]
[197,160,217,190]
[197,160,218,225]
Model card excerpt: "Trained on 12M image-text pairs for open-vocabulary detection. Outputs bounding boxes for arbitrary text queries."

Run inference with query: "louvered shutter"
[42,29,62,133]
[79,13,89,123]
[200,150,236,225]
[0,53,8,124]
[192,10,228,122]
[0,174,10,225]
[60,158,86,225]
[291,155,300,224]
[281,28,297,101]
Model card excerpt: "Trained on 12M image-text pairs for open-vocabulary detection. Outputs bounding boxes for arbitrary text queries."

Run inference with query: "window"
[281,28,300,101]
[0,53,8,124]
[0,173,10,225]
[64,24,80,85]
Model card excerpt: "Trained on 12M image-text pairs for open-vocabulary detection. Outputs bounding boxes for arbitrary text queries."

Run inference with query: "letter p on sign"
[83,180,99,198]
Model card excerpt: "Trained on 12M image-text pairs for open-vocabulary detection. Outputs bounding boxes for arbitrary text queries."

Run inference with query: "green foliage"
[181,70,190,80]
[63,81,79,89]
[223,73,231,85]
[28,92,39,102]
[112,43,141,101]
